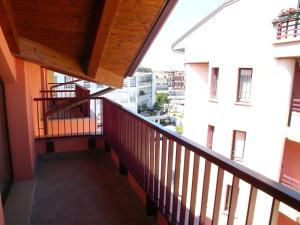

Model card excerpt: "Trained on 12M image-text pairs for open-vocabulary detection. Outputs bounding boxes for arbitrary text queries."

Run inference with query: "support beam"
[87,0,121,77]
[45,87,115,117]
[0,0,19,53]
[17,37,85,78]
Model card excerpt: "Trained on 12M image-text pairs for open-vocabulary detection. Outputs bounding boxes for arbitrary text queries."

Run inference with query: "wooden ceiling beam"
[16,37,85,78]
[87,0,121,78]
[15,37,122,87]
[0,0,20,53]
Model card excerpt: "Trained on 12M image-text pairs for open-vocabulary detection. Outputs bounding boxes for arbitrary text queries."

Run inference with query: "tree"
[137,67,152,73]
[154,92,170,112]
[176,124,183,134]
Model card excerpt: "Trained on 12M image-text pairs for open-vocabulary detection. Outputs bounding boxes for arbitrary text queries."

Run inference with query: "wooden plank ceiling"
[0,0,176,88]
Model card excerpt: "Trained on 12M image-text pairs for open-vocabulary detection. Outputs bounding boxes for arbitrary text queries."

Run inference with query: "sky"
[140,0,225,71]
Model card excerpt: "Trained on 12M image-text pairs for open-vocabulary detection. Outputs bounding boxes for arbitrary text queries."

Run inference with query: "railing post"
[119,160,127,176]
[105,139,111,153]
[146,195,157,216]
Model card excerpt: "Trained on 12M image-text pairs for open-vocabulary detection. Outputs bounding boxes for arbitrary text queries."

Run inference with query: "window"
[237,68,252,102]
[210,67,219,98]
[224,185,232,211]
[224,184,240,211]
[129,77,136,87]
[64,76,74,88]
[231,130,246,160]
[83,80,90,88]
[207,125,215,148]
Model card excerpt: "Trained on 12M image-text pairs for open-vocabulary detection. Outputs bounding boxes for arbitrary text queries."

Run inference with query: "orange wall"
[278,212,299,225]
[281,138,300,181]
[0,27,16,83]
[4,59,41,180]
[35,136,104,154]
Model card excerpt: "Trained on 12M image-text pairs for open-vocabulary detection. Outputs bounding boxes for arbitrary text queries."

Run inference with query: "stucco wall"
[281,139,300,181]
[4,59,40,181]
[180,0,297,224]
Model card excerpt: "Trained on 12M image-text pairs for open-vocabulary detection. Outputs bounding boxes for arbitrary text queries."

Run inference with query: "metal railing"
[274,13,300,40]
[34,97,102,138]
[292,98,300,113]
[40,90,76,98]
[102,98,300,225]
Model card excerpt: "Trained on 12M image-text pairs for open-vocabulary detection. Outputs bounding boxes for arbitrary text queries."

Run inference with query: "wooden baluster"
[180,148,190,225]
[212,168,224,225]
[159,135,168,212]
[149,129,156,199]
[245,186,257,225]
[269,199,280,225]
[141,124,146,188]
[165,140,174,219]
[188,154,200,225]
[172,143,182,225]
[145,126,150,192]
[154,132,161,205]
[227,176,240,225]
[200,160,211,225]
[137,121,142,183]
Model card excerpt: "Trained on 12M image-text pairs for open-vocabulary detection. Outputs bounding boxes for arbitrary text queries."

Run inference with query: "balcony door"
[0,81,12,204]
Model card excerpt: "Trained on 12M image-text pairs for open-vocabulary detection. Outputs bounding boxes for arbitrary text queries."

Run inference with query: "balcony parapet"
[273,9,300,41]
[102,97,300,225]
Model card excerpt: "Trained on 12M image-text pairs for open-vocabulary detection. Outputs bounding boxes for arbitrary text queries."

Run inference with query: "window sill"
[208,98,218,103]
[222,211,238,219]
[232,158,244,163]
[234,101,251,107]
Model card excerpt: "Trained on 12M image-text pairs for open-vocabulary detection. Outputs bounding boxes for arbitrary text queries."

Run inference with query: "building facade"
[173,0,300,224]
[54,71,156,113]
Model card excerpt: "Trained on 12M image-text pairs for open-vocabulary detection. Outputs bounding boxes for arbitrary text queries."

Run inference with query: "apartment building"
[172,0,300,224]
[53,72,156,113]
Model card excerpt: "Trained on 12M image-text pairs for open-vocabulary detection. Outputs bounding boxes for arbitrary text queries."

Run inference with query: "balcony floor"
[29,150,155,225]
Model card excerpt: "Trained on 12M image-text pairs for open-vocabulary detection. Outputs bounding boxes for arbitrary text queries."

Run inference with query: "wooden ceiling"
[0,0,177,88]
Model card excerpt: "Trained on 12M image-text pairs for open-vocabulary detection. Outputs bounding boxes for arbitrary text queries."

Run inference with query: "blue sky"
[140,0,224,70]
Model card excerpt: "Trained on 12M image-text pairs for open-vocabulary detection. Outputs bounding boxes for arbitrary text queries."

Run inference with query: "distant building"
[155,71,169,93]
[53,71,156,113]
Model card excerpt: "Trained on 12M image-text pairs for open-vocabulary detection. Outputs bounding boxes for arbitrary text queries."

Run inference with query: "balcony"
[272,10,300,58]
[5,96,300,225]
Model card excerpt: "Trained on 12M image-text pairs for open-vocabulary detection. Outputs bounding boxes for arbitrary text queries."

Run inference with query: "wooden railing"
[102,98,300,225]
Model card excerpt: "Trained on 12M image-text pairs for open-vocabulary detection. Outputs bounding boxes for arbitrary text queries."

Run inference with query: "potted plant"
[273,8,300,24]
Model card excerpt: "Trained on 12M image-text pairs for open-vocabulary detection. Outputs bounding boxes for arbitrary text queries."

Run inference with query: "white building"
[53,71,156,113]
[172,0,300,224]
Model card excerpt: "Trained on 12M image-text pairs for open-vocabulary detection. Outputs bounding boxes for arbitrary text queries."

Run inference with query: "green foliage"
[137,67,152,73]
[139,90,146,96]
[176,124,183,134]
[154,92,170,112]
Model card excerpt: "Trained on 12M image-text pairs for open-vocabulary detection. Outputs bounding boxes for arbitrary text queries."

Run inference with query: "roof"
[171,0,240,52]
[0,0,178,88]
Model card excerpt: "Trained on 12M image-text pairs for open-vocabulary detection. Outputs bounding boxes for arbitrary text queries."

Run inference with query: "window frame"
[210,67,219,99]
[207,125,215,148]
[236,68,253,103]
[224,184,232,211]
[231,130,246,161]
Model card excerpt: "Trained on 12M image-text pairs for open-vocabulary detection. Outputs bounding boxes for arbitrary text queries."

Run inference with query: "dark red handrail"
[102,97,300,225]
